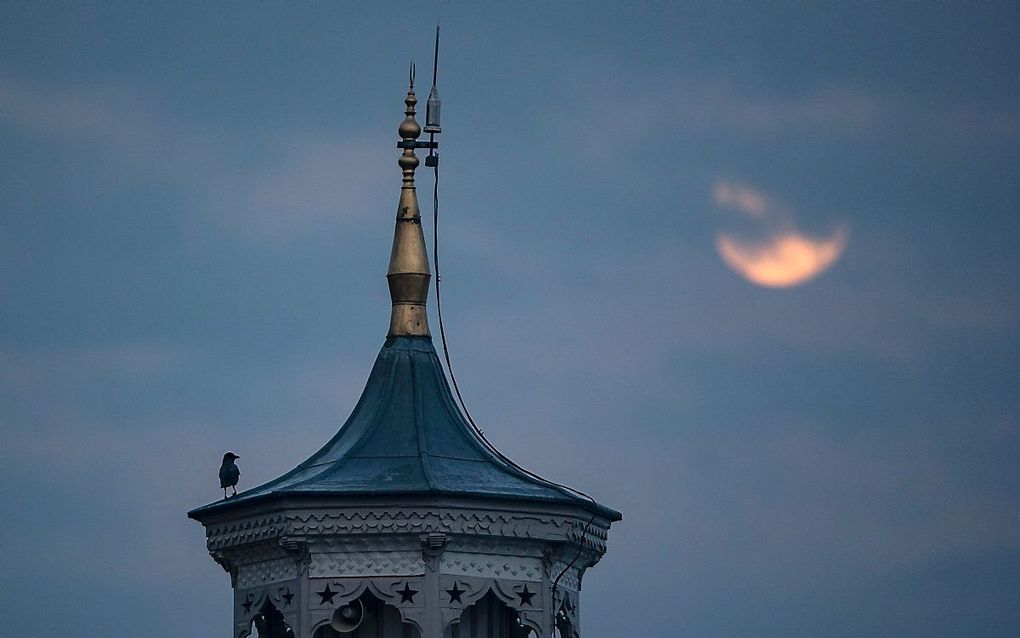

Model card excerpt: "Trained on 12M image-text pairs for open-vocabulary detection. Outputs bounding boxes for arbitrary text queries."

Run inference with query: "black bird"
[219,452,240,498]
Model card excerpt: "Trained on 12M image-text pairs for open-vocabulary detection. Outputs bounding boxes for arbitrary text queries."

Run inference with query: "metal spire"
[386,71,432,337]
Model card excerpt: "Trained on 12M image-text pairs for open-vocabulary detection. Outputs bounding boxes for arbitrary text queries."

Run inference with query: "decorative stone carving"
[236,557,300,588]
[309,551,426,577]
[441,552,543,582]
[205,514,289,551]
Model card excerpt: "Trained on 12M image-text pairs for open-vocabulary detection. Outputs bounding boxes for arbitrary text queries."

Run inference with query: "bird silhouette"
[219,452,240,499]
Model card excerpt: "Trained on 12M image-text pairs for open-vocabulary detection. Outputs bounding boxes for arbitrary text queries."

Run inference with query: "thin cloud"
[0,79,155,148]
[0,78,388,242]
[1,343,190,391]
[559,78,885,156]
[712,180,770,218]
[235,137,390,239]
[554,64,1018,164]
[690,84,881,134]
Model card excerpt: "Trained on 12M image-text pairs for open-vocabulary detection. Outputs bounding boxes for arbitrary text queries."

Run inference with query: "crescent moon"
[715,226,848,288]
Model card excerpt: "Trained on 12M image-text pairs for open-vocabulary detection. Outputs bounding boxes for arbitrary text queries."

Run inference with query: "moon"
[715,225,848,288]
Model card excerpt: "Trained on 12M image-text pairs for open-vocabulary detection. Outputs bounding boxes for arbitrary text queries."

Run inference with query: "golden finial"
[397,64,421,190]
[386,68,431,337]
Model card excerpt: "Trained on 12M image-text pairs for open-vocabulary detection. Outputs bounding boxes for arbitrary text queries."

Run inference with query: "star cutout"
[517,585,535,607]
[446,583,466,604]
[281,588,294,606]
[241,595,255,614]
[316,584,338,605]
[397,582,419,603]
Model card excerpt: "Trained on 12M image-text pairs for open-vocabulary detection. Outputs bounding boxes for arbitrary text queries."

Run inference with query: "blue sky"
[2,3,1018,637]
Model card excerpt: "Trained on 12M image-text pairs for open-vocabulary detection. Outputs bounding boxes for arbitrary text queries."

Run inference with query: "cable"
[427,158,600,613]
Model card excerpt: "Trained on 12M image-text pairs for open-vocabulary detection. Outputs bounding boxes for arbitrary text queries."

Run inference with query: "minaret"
[189,74,620,638]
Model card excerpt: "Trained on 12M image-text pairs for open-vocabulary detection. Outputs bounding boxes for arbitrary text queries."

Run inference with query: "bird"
[219,452,240,498]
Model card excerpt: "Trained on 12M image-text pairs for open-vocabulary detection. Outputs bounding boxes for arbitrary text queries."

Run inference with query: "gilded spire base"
[387,302,430,337]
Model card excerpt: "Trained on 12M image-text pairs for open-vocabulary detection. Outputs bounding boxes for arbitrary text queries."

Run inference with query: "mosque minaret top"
[188,65,619,638]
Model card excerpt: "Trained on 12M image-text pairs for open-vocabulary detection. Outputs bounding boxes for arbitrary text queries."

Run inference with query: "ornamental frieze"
[309,551,426,578]
[235,557,300,589]
[440,551,543,582]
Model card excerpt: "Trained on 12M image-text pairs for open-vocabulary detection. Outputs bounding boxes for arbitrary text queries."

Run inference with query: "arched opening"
[553,610,575,638]
[246,597,294,638]
[444,591,532,638]
[552,599,577,638]
[312,591,421,638]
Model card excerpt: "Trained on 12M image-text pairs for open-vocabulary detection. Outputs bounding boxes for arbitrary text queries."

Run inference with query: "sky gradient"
[2,3,1018,637]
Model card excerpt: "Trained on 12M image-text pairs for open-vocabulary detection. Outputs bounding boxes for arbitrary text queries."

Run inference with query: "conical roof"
[189,336,620,520]
[189,78,619,523]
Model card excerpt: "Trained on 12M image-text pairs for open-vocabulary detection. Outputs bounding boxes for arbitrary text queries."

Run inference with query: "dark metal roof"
[189,336,621,521]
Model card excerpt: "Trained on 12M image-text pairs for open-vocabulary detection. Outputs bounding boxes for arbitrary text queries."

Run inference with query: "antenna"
[431,25,440,88]
[424,26,441,139]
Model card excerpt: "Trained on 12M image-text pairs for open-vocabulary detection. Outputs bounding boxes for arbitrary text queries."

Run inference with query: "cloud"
[559,79,885,157]
[231,137,390,240]
[1,343,189,395]
[715,226,849,288]
[936,100,1020,136]
[698,85,883,133]
[712,180,770,218]
[551,64,1019,170]
[0,78,389,242]
[0,79,155,149]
